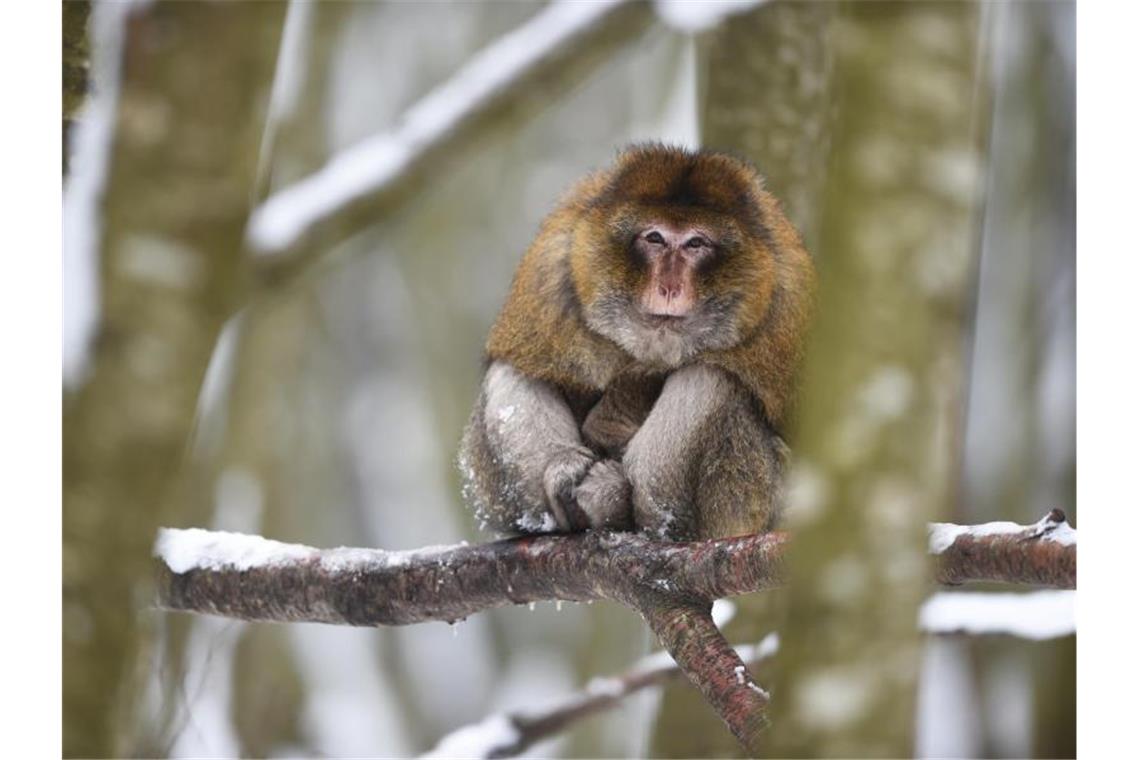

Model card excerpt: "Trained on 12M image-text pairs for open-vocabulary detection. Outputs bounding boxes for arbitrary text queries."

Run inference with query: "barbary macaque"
[458,144,815,540]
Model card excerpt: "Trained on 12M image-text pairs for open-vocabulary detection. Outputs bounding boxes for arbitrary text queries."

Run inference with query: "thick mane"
[485,144,815,432]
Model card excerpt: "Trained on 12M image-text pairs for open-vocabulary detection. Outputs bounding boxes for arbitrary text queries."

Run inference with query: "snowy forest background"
[62,1,1075,757]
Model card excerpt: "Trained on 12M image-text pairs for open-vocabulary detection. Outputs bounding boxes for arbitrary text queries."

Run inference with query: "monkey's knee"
[623,364,784,539]
[622,432,701,541]
[695,424,787,538]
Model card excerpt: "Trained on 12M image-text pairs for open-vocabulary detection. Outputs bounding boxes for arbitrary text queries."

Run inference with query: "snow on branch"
[154,512,1074,753]
[423,632,779,759]
[155,528,788,625]
[246,0,650,277]
[930,508,1076,588]
[156,528,784,751]
[154,512,1075,628]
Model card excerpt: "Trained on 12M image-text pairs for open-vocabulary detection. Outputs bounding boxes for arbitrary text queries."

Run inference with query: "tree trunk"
[691,1,993,756]
[62,3,284,755]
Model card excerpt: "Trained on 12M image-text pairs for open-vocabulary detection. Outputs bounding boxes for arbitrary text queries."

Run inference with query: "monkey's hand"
[574,459,633,530]
[543,449,632,531]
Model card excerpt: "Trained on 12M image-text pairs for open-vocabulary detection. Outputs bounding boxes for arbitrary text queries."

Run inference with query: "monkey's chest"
[570,371,667,458]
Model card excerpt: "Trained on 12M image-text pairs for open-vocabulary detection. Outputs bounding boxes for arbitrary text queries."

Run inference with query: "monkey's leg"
[458,361,631,535]
[623,365,788,540]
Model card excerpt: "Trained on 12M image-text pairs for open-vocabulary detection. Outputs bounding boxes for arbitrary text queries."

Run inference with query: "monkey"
[458,144,815,541]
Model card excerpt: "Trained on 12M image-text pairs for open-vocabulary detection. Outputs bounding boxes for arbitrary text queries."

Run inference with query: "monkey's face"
[631,223,713,319]
[568,145,781,369]
[573,209,768,369]
[574,207,773,370]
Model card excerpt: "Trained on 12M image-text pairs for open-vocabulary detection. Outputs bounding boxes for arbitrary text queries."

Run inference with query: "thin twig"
[422,633,779,758]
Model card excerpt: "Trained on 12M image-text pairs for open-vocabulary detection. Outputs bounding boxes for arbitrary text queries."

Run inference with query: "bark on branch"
[154,512,1074,754]
[930,508,1076,589]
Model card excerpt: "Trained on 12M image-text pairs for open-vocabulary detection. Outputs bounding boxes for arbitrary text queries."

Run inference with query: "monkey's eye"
[685,236,710,250]
[645,231,666,245]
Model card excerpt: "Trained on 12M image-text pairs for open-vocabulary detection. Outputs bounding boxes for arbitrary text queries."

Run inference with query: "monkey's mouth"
[642,313,688,329]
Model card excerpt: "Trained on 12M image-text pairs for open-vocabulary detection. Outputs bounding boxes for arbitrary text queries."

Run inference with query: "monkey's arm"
[459,361,631,535]
[623,365,788,540]
[581,371,664,458]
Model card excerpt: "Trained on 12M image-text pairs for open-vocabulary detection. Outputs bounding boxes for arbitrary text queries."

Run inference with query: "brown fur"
[486,144,815,433]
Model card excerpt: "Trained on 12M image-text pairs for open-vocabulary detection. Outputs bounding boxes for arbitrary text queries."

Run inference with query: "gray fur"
[459,361,629,534]
[623,364,786,540]
[460,361,785,540]
[584,292,744,369]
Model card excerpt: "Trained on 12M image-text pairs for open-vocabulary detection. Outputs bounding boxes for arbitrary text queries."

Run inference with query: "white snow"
[248,0,627,253]
[586,676,624,698]
[155,527,470,574]
[63,1,137,386]
[422,713,520,759]
[516,511,557,533]
[747,682,769,698]
[1042,520,1077,546]
[654,0,765,33]
[711,598,736,628]
[155,528,317,573]
[919,590,1076,640]
[927,520,1021,553]
[319,542,468,572]
[928,512,1076,553]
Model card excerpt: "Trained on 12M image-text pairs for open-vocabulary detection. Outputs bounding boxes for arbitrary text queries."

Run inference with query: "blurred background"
[62,1,1074,757]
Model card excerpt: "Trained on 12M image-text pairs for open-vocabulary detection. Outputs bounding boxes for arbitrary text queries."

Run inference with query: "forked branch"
[154,512,1075,754]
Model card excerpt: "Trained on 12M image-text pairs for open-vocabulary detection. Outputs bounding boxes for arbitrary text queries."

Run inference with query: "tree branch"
[153,512,1075,753]
[424,633,779,758]
[154,530,789,626]
[245,0,652,289]
[930,508,1076,589]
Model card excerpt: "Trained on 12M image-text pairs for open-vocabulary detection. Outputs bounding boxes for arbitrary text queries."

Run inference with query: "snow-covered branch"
[154,512,1074,753]
[154,528,788,625]
[930,508,1076,588]
[154,512,1075,627]
[424,632,779,758]
[246,0,651,284]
